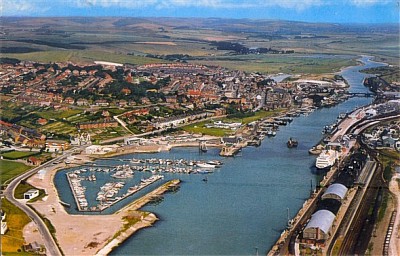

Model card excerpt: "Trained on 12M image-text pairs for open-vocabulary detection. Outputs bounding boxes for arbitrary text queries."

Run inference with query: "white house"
[24,189,39,200]
[1,222,8,235]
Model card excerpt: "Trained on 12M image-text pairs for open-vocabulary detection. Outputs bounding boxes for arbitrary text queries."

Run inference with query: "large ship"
[315,149,338,170]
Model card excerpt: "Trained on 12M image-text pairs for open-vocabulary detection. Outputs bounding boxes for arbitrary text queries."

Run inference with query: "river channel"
[54,56,385,255]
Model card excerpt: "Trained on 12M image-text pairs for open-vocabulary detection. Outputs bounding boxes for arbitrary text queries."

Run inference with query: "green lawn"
[224,109,285,124]
[2,50,169,65]
[0,198,32,253]
[14,182,46,201]
[0,160,31,185]
[1,151,38,160]
[36,109,82,120]
[107,108,128,115]
[182,124,233,137]
[182,109,285,136]
[90,126,131,141]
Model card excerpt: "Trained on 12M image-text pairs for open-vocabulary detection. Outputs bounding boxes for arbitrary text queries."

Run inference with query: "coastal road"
[3,151,75,256]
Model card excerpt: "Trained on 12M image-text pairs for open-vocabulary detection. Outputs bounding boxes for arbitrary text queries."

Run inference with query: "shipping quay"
[268,102,400,256]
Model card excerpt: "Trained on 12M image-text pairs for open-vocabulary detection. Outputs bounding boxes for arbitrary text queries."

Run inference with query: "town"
[0,59,353,150]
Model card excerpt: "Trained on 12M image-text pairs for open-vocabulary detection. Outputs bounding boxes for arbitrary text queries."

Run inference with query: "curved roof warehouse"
[322,183,348,202]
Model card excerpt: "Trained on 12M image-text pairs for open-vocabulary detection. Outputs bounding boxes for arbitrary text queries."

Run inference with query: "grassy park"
[14,182,46,201]
[0,198,32,254]
[1,151,39,160]
[182,109,285,136]
[0,160,31,186]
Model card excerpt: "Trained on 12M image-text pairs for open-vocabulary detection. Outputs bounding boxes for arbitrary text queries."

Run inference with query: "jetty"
[219,146,241,157]
[66,172,88,211]
[117,179,181,211]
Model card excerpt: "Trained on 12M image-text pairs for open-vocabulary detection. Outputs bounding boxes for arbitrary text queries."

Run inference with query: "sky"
[2,0,399,23]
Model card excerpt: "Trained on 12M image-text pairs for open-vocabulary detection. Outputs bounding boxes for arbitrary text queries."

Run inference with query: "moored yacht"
[196,162,216,168]
[315,149,338,170]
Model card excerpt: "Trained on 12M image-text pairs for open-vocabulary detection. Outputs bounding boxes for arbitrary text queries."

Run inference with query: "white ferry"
[315,149,339,170]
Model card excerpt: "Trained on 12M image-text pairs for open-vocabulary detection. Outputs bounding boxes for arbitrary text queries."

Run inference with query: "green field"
[0,160,31,185]
[14,182,46,201]
[182,109,284,136]
[36,109,82,120]
[182,121,234,137]
[2,50,169,65]
[0,198,32,253]
[191,54,357,74]
[90,126,131,142]
[361,66,400,84]
[224,109,285,124]
[1,17,398,68]
[1,151,39,160]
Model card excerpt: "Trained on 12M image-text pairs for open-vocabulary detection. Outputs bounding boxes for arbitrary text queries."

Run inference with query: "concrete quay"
[219,141,247,157]
[267,107,366,255]
[117,179,181,212]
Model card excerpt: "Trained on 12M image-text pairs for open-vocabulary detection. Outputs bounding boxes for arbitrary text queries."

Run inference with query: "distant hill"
[0,17,398,66]
[1,17,398,34]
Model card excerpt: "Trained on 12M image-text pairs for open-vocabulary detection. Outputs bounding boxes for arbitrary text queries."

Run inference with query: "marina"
[66,169,167,212]
[64,158,223,212]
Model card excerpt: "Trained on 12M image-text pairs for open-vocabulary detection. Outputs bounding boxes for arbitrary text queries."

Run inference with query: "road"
[3,150,76,256]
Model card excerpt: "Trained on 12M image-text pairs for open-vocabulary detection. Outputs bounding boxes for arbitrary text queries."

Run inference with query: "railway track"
[336,133,385,255]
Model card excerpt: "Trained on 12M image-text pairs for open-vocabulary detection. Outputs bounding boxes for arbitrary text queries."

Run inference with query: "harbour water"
[54,56,385,255]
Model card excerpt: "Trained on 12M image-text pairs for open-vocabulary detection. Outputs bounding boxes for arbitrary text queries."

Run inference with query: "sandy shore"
[96,213,158,256]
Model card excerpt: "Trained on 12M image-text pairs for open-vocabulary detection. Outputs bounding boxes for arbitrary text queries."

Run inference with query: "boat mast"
[310,179,313,196]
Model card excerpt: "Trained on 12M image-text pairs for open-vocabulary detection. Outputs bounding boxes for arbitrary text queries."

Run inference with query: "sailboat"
[199,142,208,153]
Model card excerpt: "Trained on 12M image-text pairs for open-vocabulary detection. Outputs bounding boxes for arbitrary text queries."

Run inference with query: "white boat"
[196,163,216,168]
[315,150,338,170]
[207,160,223,167]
